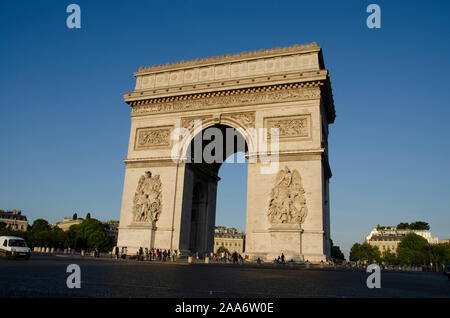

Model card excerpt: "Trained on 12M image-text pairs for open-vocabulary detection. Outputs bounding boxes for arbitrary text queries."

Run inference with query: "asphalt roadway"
[0,254,448,298]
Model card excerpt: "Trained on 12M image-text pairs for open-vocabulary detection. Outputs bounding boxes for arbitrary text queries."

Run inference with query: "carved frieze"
[265,115,311,139]
[133,171,162,224]
[181,115,213,131]
[221,112,255,128]
[134,126,172,150]
[137,42,320,73]
[130,85,321,116]
[268,167,308,225]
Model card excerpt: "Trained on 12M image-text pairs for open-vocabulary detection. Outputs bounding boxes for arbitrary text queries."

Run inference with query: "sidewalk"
[32,253,443,275]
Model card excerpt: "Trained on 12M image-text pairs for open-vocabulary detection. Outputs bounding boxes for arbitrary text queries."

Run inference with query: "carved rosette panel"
[135,126,172,150]
[265,115,311,139]
[131,86,321,116]
[267,167,308,225]
[132,171,162,225]
[222,112,255,128]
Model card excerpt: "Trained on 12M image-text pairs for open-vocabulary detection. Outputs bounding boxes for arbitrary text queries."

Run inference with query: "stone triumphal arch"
[117,42,336,262]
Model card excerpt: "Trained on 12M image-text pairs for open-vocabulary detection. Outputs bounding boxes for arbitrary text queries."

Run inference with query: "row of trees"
[350,233,450,270]
[376,221,430,231]
[0,217,114,252]
[396,221,430,230]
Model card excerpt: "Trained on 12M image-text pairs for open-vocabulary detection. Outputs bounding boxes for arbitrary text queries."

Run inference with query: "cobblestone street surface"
[0,255,449,298]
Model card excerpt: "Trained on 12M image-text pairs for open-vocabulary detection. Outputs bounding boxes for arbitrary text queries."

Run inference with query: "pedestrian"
[114,246,119,260]
[281,253,285,264]
[232,251,238,264]
[139,247,143,261]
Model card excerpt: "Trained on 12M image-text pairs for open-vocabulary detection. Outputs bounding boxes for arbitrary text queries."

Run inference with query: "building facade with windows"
[0,209,28,231]
[367,234,403,253]
[213,226,245,254]
[366,225,439,254]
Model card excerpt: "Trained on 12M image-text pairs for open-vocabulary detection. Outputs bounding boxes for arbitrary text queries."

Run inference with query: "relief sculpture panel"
[267,167,308,225]
[265,115,311,140]
[134,126,172,150]
[132,171,162,225]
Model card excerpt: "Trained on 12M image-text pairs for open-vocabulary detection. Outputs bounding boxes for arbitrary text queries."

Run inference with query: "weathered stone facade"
[117,42,336,263]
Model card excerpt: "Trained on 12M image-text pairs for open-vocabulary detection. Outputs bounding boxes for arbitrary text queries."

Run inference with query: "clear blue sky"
[1,1,449,258]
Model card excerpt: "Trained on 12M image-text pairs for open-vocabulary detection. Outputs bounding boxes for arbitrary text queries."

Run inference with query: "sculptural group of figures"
[132,167,306,226]
[267,166,308,225]
[133,171,162,224]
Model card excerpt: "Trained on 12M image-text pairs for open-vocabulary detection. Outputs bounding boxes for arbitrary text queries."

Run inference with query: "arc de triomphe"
[117,42,335,263]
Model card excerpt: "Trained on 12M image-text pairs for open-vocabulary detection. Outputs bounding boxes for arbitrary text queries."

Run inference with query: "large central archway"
[178,124,248,255]
[117,43,336,263]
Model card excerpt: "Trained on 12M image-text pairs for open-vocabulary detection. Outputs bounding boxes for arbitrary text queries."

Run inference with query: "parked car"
[444,265,450,279]
[0,236,31,260]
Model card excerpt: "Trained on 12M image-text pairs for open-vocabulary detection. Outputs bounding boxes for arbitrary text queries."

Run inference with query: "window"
[9,239,26,247]
[3,240,7,247]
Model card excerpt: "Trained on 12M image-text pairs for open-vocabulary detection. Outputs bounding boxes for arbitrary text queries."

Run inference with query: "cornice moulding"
[135,42,321,75]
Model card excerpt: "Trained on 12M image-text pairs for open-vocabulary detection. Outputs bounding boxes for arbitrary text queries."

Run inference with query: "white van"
[0,236,31,260]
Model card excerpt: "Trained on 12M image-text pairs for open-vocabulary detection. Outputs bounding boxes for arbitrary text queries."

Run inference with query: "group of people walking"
[212,251,246,264]
[138,247,179,261]
[113,246,180,262]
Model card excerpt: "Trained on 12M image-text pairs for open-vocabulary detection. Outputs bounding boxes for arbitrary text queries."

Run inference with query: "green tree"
[349,242,380,263]
[216,245,230,254]
[73,213,78,220]
[396,221,430,230]
[66,218,112,251]
[31,219,51,232]
[330,239,345,261]
[397,222,409,230]
[86,213,91,219]
[409,221,430,230]
[425,243,450,271]
[49,226,66,249]
[26,219,56,248]
[397,233,428,265]
[381,249,397,264]
[349,243,362,262]
[331,246,345,261]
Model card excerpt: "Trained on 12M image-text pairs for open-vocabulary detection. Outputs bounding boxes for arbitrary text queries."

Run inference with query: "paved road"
[0,255,448,298]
